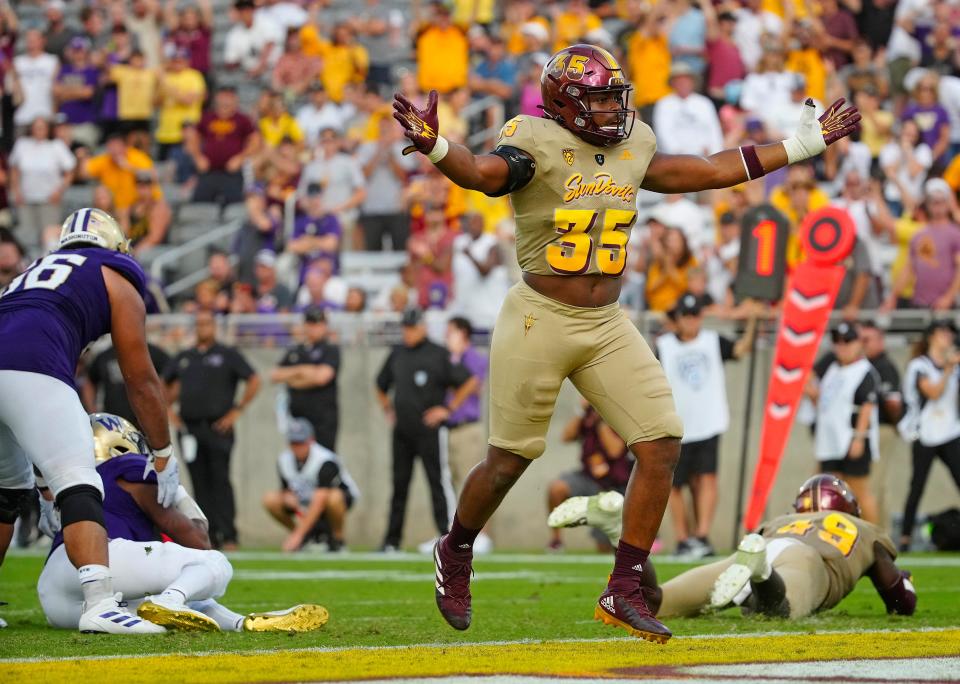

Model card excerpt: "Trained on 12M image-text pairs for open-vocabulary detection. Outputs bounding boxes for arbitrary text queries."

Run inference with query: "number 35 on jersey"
[547,208,636,276]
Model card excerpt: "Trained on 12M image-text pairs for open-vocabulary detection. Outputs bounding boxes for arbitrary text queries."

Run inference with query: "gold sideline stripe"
[1,629,958,683]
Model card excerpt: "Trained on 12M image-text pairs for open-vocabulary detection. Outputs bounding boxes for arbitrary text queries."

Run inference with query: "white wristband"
[152,444,173,461]
[427,135,449,164]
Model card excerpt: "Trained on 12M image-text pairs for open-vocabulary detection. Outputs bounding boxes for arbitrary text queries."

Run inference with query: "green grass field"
[1,548,958,662]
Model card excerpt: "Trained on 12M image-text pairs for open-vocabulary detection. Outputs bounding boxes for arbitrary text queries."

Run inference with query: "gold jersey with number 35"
[495,113,657,277]
[759,511,898,610]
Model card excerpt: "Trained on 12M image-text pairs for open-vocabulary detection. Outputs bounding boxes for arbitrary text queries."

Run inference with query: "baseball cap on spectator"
[745,118,765,133]
[719,211,738,226]
[234,0,256,8]
[585,28,614,49]
[671,293,703,318]
[924,178,953,201]
[432,0,454,13]
[902,67,932,95]
[46,0,66,15]
[401,307,424,327]
[668,62,697,82]
[520,22,549,43]
[647,203,678,228]
[831,322,859,344]
[134,170,154,185]
[286,418,314,444]
[718,11,737,22]
[306,182,324,196]
[68,36,92,52]
[303,305,326,324]
[255,250,277,268]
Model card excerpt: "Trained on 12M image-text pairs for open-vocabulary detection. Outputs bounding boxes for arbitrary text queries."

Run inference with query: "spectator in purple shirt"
[53,37,100,148]
[442,315,493,553]
[288,183,342,283]
[901,71,952,167]
[887,179,960,310]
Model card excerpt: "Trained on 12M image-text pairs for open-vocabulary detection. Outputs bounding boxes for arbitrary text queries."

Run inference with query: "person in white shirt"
[296,84,349,144]
[653,63,724,157]
[257,0,308,32]
[656,293,756,559]
[298,129,367,245]
[224,0,283,79]
[880,119,933,214]
[830,170,895,292]
[762,73,824,139]
[262,418,359,553]
[805,322,881,523]
[8,117,76,255]
[897,320,960,550]
[732,0,783,71]
[739,47,794,118]
[356,117,418,251]
[450,213,510,332]
[13,29,59,127]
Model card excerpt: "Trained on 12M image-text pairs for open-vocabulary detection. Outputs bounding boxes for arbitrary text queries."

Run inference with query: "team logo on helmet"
[90,413,147,463]
[793,474,861,518]
[540,44,635,147]
[59,208,131,254]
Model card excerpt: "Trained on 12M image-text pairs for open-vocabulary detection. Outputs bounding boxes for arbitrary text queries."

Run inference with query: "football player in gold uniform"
[394,43,860,643]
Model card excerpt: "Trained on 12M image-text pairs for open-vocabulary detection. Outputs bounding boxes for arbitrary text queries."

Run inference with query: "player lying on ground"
[37,413,329,633]
[0,208,178,634]
[551,475,916,619]
[393,43,860,643]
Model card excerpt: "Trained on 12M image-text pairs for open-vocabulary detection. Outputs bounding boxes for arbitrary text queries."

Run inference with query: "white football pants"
[38,538,233,629]
[0,370,100,496]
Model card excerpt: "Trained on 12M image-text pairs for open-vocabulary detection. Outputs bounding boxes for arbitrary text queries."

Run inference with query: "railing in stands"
[150,220,244,298]
[463,95,506,151]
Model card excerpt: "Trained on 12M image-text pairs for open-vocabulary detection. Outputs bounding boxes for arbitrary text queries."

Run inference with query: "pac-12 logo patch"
[414,370,428,387]
[562,149,575,166]
[595,154,605,166]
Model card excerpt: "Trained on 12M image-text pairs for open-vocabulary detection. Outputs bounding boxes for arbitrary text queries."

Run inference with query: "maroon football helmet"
[540,44,635,147]
[793,475,861,518]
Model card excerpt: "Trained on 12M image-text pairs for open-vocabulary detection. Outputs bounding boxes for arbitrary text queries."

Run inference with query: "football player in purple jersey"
[38,414,329,633]
[0,208,177,634]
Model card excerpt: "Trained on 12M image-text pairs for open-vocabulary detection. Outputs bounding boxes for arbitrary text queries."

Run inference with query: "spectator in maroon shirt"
[703,3,745,107]
[186,87,260,204]
[165,0,213,86]
[887,179,960,310]
[819,0,859,69]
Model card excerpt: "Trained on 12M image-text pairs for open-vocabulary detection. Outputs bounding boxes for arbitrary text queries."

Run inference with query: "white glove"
[173,485,208,524]
[782,99,825,164]
[144,444,180,508]
[38,493,61,539]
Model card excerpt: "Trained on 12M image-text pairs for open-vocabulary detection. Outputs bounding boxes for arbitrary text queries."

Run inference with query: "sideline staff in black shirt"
[375,308,478,550]
[164,310,261,548]
[271,306,340,450]
[85,342,170,425]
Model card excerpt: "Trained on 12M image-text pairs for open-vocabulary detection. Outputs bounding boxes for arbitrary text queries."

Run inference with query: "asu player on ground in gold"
[393,43,861,643]
[643,475,917,620]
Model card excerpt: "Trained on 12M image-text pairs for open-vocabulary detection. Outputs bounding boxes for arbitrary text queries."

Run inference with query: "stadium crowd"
[2,0,960,556]
[0,0,959,318]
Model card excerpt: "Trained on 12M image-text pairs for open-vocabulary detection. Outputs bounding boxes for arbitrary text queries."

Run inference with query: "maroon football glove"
[818,97,861,146]
[393,90,440,157]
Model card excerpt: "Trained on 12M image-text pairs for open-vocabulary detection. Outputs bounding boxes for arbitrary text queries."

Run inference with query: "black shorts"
[673,435,720,487]
[820,453,871,478]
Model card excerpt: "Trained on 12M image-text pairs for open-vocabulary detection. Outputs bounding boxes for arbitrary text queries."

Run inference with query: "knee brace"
[0,488,35,524]
[56,485,105,529]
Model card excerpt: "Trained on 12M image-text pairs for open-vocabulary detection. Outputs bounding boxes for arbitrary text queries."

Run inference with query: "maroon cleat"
[595,583,672,644]
[434,535,473,630]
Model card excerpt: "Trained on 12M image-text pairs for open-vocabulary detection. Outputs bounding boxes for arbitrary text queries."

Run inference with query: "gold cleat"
[242,604,330,633]
[594,605,671,644]
[137,598,220,632]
